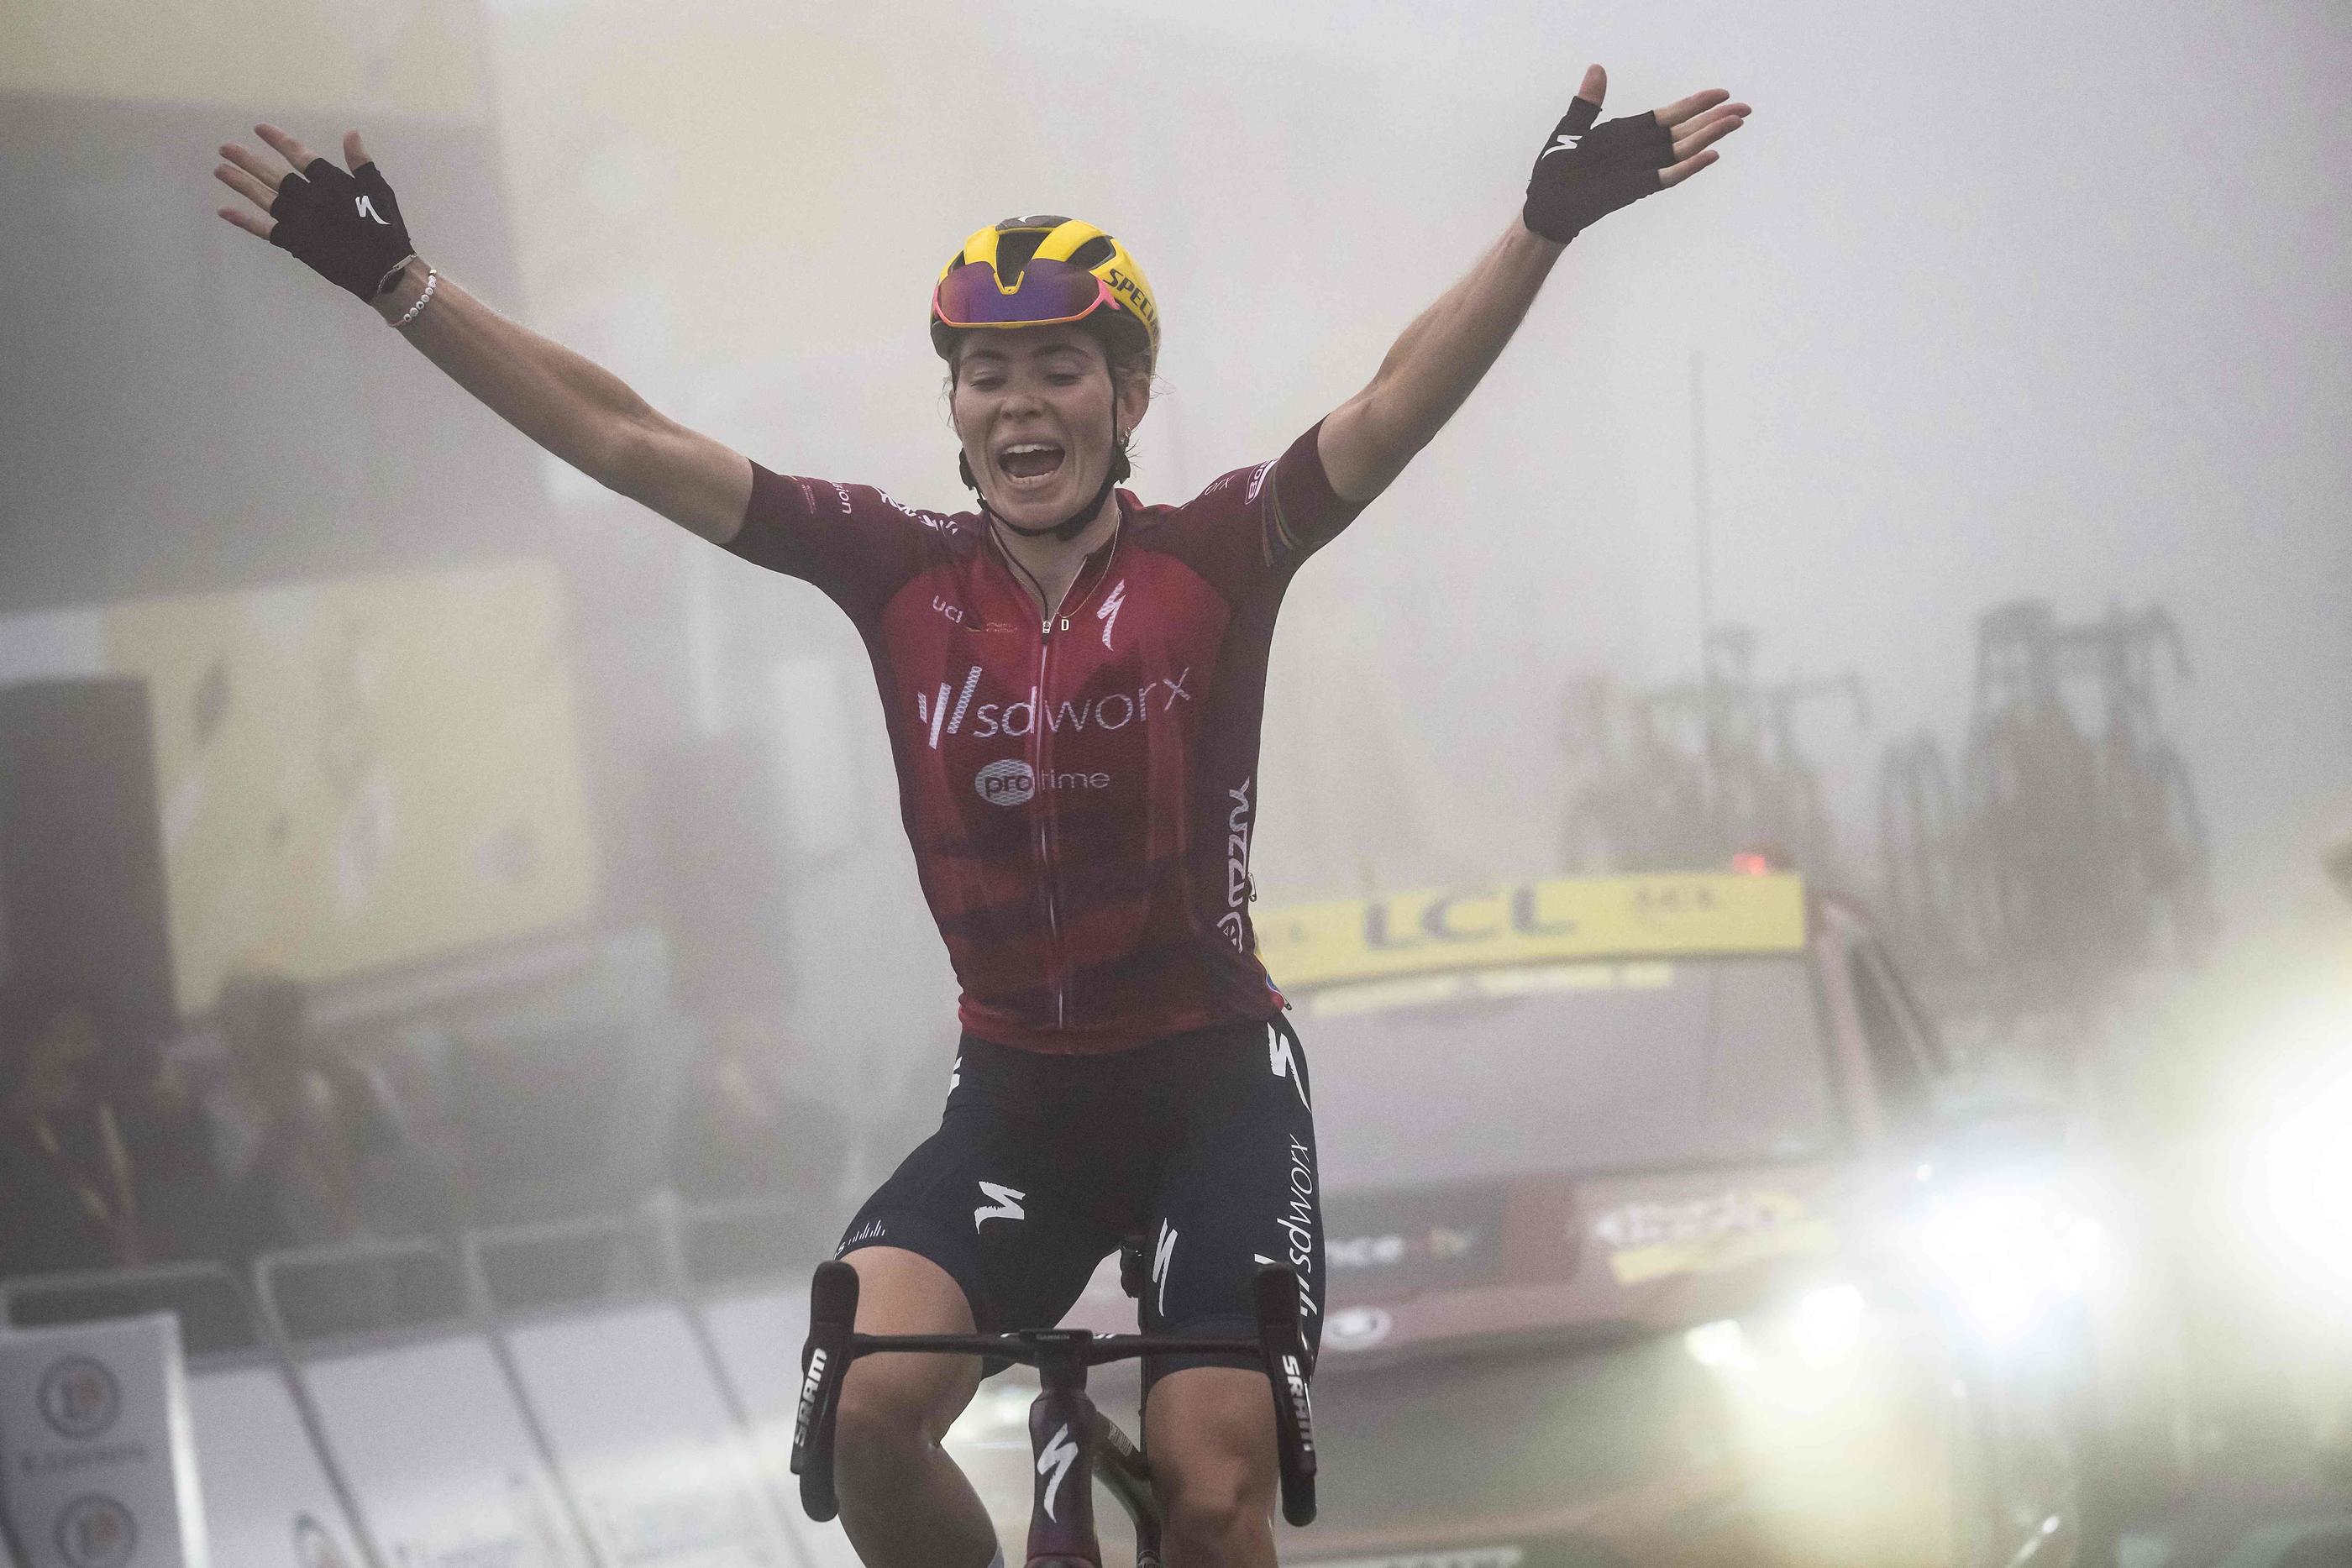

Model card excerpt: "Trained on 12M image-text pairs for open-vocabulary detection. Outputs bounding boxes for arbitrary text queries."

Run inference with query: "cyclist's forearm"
[1318,218,1562,503]
[371,257,654,485]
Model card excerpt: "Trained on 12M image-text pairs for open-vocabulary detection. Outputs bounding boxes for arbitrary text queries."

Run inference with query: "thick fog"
[458,0,2352,1070]
[5,0,2347,1091]
[5,9,2352,1561]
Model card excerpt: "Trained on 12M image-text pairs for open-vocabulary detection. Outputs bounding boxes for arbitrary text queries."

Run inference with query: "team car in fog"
[1247,869,2111,1568]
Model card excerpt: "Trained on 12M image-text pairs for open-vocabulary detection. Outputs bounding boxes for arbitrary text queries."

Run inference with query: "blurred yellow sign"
[1256,873,1807,992]
[1594,1187,1839,1287]
[99,561,597,1010]
[2,0,491,120]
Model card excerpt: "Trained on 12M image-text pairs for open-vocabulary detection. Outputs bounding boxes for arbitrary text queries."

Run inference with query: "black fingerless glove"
[1521,98,1675,244]
[269,159,415,301]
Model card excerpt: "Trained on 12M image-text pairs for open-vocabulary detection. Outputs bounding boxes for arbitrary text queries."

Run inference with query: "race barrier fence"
[0,1200,857,1568]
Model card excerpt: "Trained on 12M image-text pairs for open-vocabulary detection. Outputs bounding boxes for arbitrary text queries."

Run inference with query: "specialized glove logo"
[354,194,390,225]
[1522,98,1675,244]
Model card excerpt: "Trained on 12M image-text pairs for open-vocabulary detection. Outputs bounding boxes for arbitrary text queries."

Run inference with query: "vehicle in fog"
[1236,869,2107,1567]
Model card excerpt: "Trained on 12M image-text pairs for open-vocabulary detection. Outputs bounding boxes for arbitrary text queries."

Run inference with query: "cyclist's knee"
[1147,1369,1278,1560]
[1158,1459,1273,1566]
[833,1245,979,1465]
[836,1361,953,1461]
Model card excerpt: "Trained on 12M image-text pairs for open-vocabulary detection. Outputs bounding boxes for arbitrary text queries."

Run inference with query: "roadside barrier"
[470,1212,809,1566]
[0,1201,863,1568]
[674,1202,864,1568]
[1,1262,374,1568]
[258,1236,592,1568]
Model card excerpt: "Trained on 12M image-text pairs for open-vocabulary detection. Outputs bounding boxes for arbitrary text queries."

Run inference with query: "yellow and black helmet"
[930,215,1159,372]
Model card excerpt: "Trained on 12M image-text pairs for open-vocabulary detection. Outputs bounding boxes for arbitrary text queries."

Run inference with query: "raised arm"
[215,125,751,544]
[1316,66,1749,505]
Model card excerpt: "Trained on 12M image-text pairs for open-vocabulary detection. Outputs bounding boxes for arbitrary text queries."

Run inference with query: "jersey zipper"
[1024,529,1121,1034]
[1032,625,1064,1029]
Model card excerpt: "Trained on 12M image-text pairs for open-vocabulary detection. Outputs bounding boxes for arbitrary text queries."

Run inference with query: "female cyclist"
[215,64,1746,1568]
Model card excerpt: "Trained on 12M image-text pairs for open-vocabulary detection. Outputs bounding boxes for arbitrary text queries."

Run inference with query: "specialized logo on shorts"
[1152,1220,1179,1319]
[976,758,1036,806]
[1268,1025,1310,1110]
[843,1219,888,1247]
[1037,1421,1079,1520]
[975,1180,1026,1230]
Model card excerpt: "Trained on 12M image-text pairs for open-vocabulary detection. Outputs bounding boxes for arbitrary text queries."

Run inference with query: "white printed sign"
[184,1366,367,1568]
[0,1314,211,1568]
[695,1292,859,1568]
[302,1335,587,1568]
[501,1303,798,1567]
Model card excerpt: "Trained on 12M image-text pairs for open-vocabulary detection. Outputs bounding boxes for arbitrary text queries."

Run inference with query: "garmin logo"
[974,759,1110,806]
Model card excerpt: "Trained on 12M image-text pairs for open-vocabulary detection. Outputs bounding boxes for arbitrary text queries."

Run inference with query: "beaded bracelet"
[392,266,439,330]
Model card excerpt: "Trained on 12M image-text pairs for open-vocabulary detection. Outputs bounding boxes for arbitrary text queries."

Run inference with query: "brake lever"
[1252,1264,1317,1526]
[791,1259,859,1521]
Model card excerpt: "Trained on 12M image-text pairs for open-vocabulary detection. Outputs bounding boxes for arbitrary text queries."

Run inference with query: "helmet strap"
[966,432,1131,545]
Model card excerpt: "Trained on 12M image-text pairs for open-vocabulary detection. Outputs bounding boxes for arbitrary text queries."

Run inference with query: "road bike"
[790,1256,1317,1568]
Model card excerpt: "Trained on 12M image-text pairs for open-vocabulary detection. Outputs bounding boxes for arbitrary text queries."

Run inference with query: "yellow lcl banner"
[1254,873,1808,992]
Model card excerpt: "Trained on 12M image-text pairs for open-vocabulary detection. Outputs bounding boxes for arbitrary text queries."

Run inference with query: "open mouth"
[996,441,1067,485]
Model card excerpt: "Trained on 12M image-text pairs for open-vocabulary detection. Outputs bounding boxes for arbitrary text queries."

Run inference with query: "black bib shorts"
[837,1015,1324,1387]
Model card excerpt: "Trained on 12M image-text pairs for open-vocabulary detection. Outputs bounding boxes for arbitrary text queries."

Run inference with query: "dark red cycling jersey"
[722,423,1362,1054]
